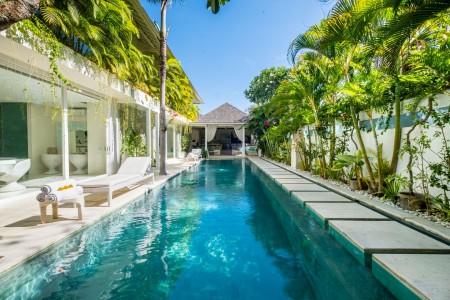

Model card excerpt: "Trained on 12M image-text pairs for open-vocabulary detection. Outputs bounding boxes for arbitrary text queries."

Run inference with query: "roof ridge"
[194,102,248,123]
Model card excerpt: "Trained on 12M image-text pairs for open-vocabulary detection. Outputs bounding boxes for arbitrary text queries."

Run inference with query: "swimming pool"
[0,160,393,299]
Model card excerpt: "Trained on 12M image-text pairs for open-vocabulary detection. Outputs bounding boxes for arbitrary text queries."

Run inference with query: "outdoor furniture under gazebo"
[191,103,250,157]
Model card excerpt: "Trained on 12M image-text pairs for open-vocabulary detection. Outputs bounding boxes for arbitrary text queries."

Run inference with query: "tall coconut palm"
[289,52,329,176]
[288,22,378,188]
[147,0,229,175]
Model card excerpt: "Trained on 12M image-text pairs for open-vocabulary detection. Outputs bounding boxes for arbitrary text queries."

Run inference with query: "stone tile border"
[250,157,450,299]
[253,157,450,244]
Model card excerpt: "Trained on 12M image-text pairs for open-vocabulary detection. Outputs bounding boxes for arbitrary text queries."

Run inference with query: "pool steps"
[249,157,450,300]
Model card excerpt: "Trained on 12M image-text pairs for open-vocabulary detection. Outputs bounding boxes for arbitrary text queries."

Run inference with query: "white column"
[61,85,70,179]
[146,108,152,158]
[291,134,297,169]
[113,102,120,172]
[242,127,246,157]
[205,125,208,152]
[173,126,176,158]
[155,111,160,169]
[177,129,182,158]
[164,126,168,162]
[105,100,114,175]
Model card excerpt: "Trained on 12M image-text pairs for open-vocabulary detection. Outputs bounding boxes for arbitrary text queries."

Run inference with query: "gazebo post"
[205,125,208,154]
[242,127,246,157]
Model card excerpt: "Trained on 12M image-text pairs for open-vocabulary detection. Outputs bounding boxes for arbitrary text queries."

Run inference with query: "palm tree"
[288,0,449,187]
[147,0,229,175]
[0,0,40,31]
[302,0,450,174]
[288,22,378,187]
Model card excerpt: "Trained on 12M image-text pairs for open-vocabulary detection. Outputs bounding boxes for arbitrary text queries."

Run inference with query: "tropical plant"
[382,174,408,203]
[427,107,450,220]
[289,0,450,183]
[332,150,365,190]
[181,133,191,153]
[122,128,147,157]
[244,67,289,105]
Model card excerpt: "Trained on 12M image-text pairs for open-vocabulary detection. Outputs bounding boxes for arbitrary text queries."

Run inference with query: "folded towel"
[36,192,62,202]
[40,179,77,194]
[40,185,52,194]
[45,193,59,202]
[36,193,47,202]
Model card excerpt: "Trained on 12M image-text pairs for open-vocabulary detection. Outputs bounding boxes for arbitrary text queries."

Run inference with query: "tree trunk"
[368,114,383,193]
[0,0,39,31]
[405,97,433,195]
[306,125,312,169]
[159,0,168,175]
[312,108,326,178]
[390,80,402,173]
[350,104,376,190]
[329,118,336,169]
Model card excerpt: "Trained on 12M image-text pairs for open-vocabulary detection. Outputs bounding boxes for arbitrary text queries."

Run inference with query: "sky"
[142,0,334,115]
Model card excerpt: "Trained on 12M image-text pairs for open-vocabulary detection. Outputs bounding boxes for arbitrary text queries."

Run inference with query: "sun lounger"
[79,157,154,206]
[186,148,202,161]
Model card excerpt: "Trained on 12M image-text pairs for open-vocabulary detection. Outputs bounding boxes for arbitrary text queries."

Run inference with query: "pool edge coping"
[253,157,450,245]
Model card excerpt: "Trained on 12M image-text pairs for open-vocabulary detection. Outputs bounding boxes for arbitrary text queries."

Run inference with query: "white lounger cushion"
[79,174,140,188]
[117,157,151,176]
[78,157,154,206]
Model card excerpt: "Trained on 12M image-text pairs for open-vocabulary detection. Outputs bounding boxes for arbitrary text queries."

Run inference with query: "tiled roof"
[195,103,248,123]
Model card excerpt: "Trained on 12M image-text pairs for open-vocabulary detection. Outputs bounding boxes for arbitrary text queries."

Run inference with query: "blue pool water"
[0,160,393,299]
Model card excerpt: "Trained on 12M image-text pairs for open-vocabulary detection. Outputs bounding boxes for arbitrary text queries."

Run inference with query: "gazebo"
[191,103,250,156]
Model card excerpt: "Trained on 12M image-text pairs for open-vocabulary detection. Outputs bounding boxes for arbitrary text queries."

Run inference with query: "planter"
[397,192,427,211]
[349,179,360,191]
[348,179,368,191]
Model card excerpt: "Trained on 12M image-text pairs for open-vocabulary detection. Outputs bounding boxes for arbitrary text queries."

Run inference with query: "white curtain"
[206,124,218,142]
[233,125,244,142]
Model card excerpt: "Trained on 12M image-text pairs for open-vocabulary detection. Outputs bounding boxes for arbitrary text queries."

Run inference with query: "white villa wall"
[87,103,106,175]
[27,104,57,175]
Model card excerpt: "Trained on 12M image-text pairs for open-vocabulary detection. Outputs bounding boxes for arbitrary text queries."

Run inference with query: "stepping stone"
[265,172,293,176]
[372,254,450,300]
[305,203,388,228]
[275,178,310,185]
[263,169,291,172]
[264,172,293,176]
[269,174,300,179]
[292,191,351,207]
[282,183,328,192]
[328,220,450,267]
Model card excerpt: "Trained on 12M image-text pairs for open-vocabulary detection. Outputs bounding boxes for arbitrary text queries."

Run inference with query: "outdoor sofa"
[245,146,258,156]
